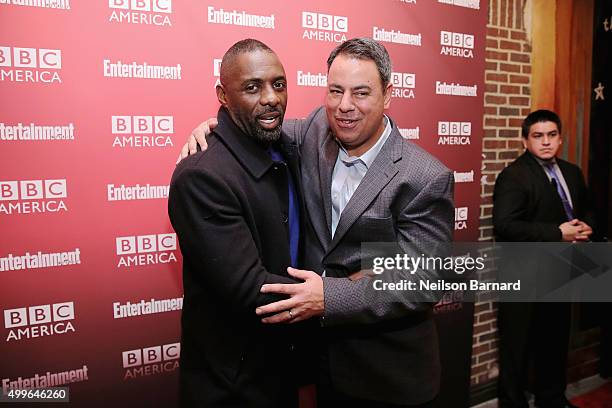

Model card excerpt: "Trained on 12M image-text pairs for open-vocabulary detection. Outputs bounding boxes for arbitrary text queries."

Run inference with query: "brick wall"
[471,0,531,386]
[471,0,601,391]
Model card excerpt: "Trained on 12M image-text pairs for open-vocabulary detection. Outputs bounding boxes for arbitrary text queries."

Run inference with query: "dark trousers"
[497,302,571,408]
[317,383,434,408]
[317,352,435,408]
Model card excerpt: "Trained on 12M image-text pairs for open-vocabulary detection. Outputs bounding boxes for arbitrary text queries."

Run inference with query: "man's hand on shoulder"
[176,117,218,164]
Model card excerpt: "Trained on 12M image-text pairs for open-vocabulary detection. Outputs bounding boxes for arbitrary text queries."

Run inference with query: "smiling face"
[216,49,287,144]
[523,120,562,160]
[325,54,392,157]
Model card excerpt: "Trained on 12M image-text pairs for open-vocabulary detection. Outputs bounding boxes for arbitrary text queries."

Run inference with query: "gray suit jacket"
[284,107,454,404]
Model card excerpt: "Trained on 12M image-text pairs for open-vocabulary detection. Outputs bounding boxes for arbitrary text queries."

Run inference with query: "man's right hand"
[559,219,592,242]
[175,117,218,164]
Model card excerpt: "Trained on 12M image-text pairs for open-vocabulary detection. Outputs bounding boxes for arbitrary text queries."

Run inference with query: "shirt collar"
[337,115,392,168]
[532,154,557,168]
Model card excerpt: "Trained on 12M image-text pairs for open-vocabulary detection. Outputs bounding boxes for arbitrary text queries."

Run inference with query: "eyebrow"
[240,75,286,86]
[328,83,372,91]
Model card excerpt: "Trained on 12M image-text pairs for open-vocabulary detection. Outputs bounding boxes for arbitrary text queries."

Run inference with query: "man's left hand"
[256,268,324,324]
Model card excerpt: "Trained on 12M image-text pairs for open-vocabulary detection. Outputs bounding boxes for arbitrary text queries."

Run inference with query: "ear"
[216,84,228,107]
[383,82,392,109]
[522,137,527,149]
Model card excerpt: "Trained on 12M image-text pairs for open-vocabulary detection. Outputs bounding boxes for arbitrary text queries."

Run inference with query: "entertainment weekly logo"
[0,46,62,84]
[3,302,76,342]
[107,183,169,201]
[373,26,422,47]
[113,296,183,319]
[297,70,327,88]
[103,59,181,80]
[1,365,89,394]
[115,233,177,268]
[455,206,468,230]
[435,81,478,97]
[399,127,420,140]
[438,121,471,145]
[207,6,274,29]
[454,170,474,183]
[302,11,348,43]
[0,122,75,142]
[0,0,71,10]
[438,0,480,10]
[0,248,81,272]
[122,342,180,380]
[111,116,173,148]
[391,72,416,99]
[0,179,68,216]
[440,31,475,59]
[108,0,172,27]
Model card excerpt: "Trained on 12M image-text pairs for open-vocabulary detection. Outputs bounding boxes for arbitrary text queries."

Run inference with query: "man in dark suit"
[180,38,454,407]
[493,109,593,408]
[168,39,309,407]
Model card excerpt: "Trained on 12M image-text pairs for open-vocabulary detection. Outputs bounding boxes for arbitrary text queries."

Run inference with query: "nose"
[260,84,280,107]
[338,92,355,113]
[542,135,550,145]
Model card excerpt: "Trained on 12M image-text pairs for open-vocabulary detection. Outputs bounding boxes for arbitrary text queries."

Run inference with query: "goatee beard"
[251,125,282,144]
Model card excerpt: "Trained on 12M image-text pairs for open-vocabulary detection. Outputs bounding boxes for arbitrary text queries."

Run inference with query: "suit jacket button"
[282,216,288,223]
[289,344,295,352]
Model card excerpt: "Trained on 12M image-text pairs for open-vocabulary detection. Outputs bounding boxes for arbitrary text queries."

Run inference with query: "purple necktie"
[543,163,574,221]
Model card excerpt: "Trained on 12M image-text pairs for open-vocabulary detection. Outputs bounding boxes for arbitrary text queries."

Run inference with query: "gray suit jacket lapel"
[327,128,402,253]
[319,131,338,240]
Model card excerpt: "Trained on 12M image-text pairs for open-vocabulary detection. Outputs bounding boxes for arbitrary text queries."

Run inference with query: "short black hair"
[220,39,275,85]
[326,38,392,88]
[521,109,562,138]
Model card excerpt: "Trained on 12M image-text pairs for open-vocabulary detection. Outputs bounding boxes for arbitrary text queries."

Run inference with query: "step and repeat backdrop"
[0,1,486,406]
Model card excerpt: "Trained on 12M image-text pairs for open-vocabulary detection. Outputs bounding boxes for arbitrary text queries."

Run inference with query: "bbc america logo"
[438,121,471,145]
[111,116,174,148]
[454,207,468,230]
[391,72,416,99]
[122,342,180,380]
[0,46,61,84]
[302,12,348,43]
[0,179,68,215]
[212,58,221,87]
[115,233,177,268]
[108,0,172,27]
[4,302,76,342]
[440,31,475,59]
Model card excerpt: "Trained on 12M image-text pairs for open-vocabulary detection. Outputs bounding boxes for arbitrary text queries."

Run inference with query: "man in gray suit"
[180,38,454,408]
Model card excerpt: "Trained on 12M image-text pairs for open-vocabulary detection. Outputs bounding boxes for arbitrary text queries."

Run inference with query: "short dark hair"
[326,38,392,87]
[521,109,562,138]
[220,39,275,85]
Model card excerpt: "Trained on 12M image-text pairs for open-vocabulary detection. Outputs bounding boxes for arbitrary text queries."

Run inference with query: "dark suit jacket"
[493,150,591,242]
[284,107,455,405]
[168,107,310,407]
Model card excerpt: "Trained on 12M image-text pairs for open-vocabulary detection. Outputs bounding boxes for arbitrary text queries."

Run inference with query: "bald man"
[168,39,312,407]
